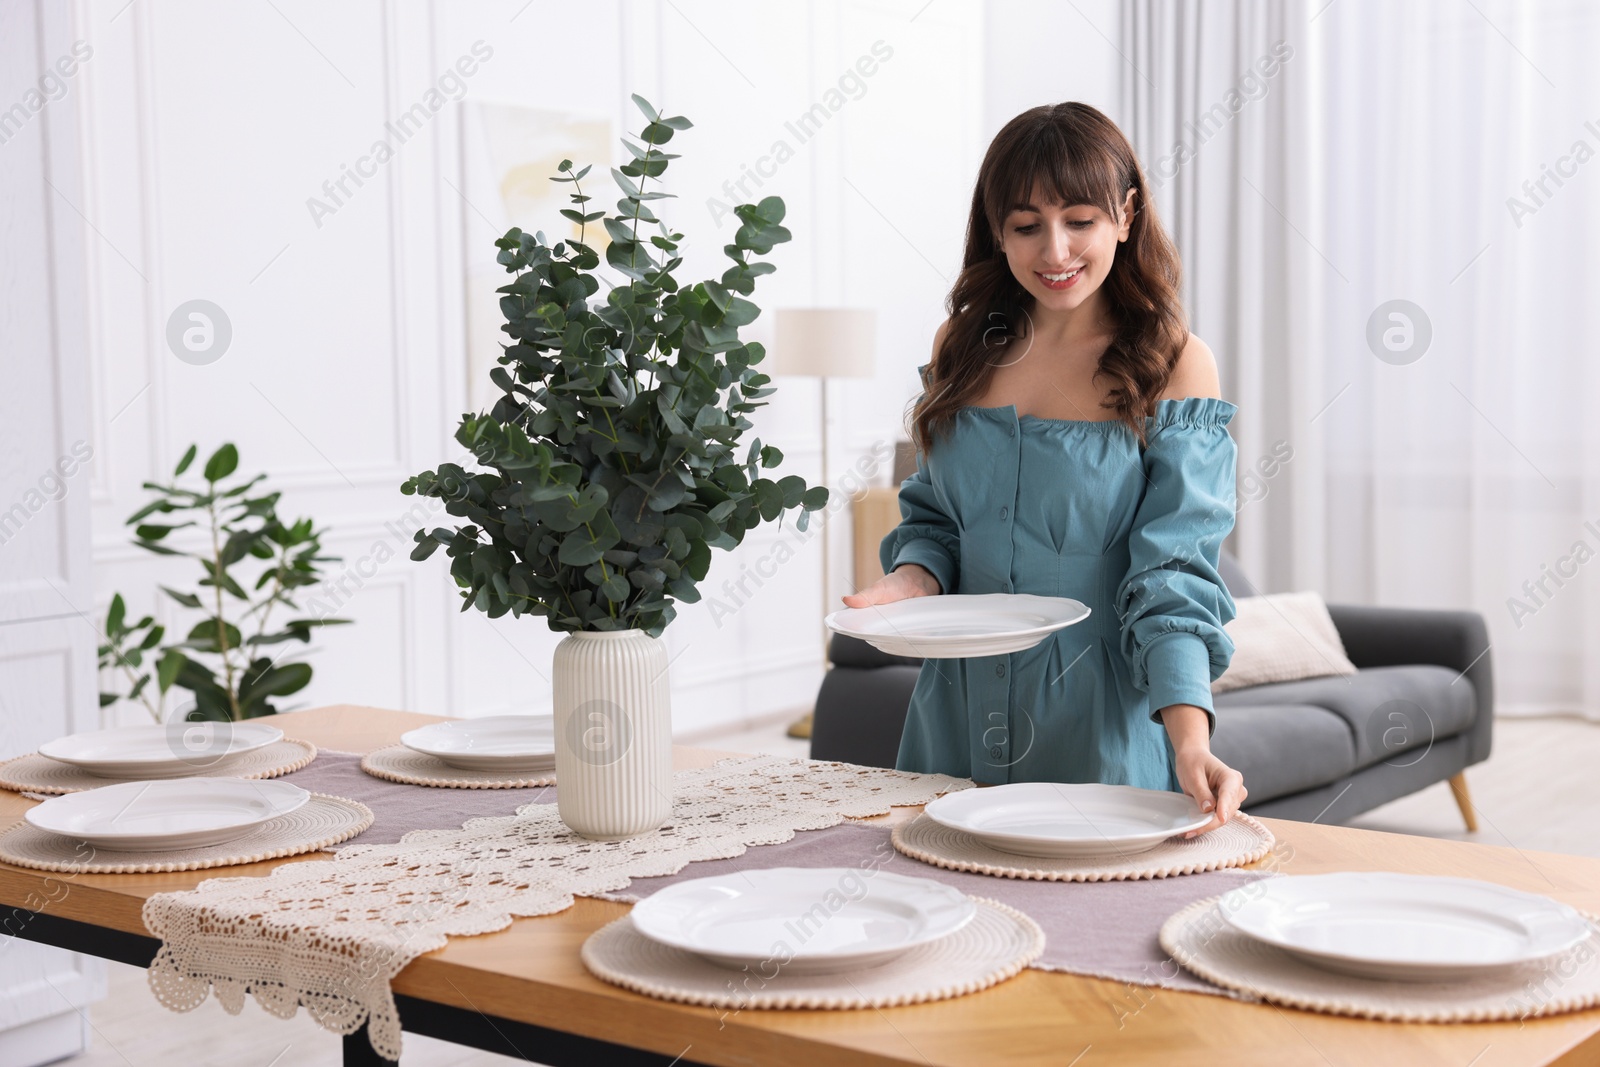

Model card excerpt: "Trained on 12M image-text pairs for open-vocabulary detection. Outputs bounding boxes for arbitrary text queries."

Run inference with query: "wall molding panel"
[67,0,980,739]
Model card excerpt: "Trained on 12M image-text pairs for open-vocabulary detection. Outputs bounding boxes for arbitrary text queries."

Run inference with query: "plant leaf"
[157,648,187,693]
[631,93,659,122]
[203,443,239,482]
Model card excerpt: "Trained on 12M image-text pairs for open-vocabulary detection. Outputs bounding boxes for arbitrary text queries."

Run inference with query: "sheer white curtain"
[1119,0,1600,719]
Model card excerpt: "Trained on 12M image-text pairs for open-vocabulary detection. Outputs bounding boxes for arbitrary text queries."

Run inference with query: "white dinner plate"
[1220,871,1595,982]
[628,867,978,974]
[37,722,285,779]
[400,714,556,771]
[923,782,1212,858]
[24,777,310,851]
[824,593,1090,658]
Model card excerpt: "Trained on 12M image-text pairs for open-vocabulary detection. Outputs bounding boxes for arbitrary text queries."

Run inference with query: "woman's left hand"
[1172,745,1248,838]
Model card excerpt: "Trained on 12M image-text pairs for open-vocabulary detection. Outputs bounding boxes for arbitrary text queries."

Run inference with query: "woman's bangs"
[989,129,1121,227]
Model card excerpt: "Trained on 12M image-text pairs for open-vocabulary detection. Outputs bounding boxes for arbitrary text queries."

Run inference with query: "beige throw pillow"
[1211,591,1359,694]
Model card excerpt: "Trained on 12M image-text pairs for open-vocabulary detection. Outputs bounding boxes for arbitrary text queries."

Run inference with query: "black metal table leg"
[344,1024,399,1066]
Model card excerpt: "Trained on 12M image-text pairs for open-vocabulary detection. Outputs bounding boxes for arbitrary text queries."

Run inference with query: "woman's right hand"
[841,563,942,608]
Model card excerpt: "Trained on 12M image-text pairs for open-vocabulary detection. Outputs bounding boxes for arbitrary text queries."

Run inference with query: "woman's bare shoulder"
[1159,333,1222,401]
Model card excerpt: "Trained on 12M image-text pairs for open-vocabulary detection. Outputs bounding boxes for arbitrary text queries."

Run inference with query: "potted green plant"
[98,443,347,724]
[401,96,828,838]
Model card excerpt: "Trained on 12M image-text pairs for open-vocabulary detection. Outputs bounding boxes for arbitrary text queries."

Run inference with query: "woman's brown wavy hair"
[910,102,1188,455]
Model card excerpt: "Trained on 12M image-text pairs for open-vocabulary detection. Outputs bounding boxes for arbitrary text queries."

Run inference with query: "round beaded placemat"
[892,811,1275,881]
[582,897,1044,1009]
[1159,896,1600,1022]
[0,793,373,873]
[360,744,556,789]
[0,739,318,796]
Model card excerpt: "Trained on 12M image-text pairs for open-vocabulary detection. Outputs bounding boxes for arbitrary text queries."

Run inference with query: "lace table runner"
[141,755,971,1061]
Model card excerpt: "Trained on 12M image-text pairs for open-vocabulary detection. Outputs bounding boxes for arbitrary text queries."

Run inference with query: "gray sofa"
[810,554,1493,826]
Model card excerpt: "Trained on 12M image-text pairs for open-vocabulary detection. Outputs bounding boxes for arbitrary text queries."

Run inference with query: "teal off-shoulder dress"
[879,392,1239,793]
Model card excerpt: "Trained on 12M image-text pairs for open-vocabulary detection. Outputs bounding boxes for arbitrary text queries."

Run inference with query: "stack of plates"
[628,867,977,974]
[824,593,1090,658]
[37,722,285,779]
[1216,871,1594,981]
[922,782,1212,858]
[24,778,309,852]
[399,714,556,773]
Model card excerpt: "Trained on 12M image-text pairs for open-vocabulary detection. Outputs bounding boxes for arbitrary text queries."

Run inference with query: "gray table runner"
[280,749,555,846]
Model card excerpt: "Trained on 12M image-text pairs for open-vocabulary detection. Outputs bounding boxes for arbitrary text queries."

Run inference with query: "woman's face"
[997,185,1136,318]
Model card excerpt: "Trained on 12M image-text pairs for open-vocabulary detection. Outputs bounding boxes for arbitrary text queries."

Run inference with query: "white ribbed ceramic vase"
[551,628,673,840]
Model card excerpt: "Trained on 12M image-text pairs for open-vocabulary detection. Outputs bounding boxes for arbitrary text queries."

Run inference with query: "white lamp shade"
[772,308,877,379]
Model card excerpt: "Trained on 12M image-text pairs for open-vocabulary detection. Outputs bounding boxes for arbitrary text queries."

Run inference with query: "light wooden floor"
[61,714,1600,1065]
[1345,714,1600,859]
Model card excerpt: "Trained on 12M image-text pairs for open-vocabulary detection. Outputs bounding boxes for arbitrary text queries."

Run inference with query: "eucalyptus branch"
[401,94,827,637]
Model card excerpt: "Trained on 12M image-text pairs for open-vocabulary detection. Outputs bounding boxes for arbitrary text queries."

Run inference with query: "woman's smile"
[1034,266,1084,290]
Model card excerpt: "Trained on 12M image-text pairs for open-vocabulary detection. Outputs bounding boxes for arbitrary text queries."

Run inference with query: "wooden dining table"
[2,703,1599,1066]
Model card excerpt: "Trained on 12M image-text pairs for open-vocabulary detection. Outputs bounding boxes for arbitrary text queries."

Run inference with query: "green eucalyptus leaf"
[631,93,659,122]
[557,523,607,566]
[777,474,807,508]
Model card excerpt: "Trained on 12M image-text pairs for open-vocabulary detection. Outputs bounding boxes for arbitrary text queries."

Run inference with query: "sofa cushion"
[1210,703,1356,804]
[810,665,920,769]
[1213,665,1476,771]
[1212,591,1358,694]
[1218,551,1255,599]
[829,633,923,670]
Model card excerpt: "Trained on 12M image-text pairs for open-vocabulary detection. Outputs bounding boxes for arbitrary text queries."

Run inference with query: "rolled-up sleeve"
[878,362,961,594]
[1114,397,1239,735]
[880,452,960,595]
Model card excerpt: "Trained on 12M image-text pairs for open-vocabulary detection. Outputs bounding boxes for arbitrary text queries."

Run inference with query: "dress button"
[995,662,1006,678]
[1009,426,1016,438]
[999,506,1009,520]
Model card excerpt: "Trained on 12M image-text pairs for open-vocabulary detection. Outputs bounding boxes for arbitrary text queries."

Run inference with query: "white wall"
[0,0,109,1056]
[75,0,983,737]
[982,0,1121,132]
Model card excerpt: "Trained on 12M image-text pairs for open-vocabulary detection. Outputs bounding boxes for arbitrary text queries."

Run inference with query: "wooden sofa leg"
[1448,772,1479,832]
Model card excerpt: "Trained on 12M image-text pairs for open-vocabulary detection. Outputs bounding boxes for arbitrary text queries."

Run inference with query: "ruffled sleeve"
[878,363,960,594]
[1114,397,1239,735]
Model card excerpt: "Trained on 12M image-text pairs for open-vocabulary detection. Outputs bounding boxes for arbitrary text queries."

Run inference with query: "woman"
[842,102,1248,837]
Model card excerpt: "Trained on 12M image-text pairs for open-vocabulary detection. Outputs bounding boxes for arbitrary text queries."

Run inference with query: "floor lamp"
[771,308,878,739]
